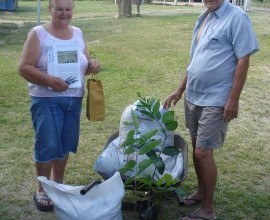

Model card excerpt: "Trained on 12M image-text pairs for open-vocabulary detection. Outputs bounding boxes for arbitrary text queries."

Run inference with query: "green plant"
[118,94,182,212]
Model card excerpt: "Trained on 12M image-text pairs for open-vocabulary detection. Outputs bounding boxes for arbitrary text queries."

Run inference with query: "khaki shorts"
[185,100,228,149]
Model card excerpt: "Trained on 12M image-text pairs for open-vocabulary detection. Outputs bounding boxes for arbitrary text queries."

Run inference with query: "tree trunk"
[117,0,132,18]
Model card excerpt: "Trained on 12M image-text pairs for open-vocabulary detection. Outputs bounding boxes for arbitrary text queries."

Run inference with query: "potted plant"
[119,94,185,219]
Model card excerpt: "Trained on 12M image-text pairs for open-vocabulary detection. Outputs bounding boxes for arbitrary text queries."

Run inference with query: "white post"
[37,0,41,25]
[244,0,251,11]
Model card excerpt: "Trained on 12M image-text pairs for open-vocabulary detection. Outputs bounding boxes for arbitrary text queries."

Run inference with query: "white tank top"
[28,25,88,97]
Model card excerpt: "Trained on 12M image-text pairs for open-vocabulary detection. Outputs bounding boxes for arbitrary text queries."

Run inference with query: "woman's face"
[49,0,74,26]
[203,0,224,12]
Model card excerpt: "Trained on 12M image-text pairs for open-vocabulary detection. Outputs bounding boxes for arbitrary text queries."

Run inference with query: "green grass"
[0,1,270,220]
[252,0,270,8]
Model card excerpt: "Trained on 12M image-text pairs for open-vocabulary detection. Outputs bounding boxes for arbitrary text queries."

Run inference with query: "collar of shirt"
[190,0,229,58]
[197,0,228,23]
[214,0,229,18]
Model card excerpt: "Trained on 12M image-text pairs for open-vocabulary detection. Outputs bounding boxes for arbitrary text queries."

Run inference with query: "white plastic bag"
[94,136,183,180]
[119,104,174,148]
[38,172,124,220]
[94,103,183,180]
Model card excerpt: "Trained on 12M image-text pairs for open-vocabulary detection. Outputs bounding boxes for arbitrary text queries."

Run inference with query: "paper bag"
[86,75,105,121]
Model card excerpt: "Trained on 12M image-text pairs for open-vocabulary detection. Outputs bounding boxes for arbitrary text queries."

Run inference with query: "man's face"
[203,0,224,12]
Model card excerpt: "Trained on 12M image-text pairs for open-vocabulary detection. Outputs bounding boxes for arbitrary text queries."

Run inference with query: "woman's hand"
[49,76,69,92]
[86,59,101,75]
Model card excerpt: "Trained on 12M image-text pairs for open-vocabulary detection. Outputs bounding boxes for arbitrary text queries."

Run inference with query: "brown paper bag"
[86,75,105,121]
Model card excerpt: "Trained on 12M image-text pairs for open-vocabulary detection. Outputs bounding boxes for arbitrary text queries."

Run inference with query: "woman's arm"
[18,29,68,92]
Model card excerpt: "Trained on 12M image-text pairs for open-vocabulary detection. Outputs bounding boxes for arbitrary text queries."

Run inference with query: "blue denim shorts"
[30,96,83,162]
[185,100,228,149]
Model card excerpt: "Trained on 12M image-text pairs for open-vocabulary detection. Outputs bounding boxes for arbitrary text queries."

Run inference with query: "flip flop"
[182,215,217,220]
[179,197,202,206]
[33,193,54,212]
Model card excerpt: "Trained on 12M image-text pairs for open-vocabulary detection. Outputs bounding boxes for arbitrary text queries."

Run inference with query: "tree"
[117,0,132,17]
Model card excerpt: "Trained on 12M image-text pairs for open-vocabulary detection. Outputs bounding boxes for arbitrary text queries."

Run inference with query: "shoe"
[33,192,54,212]
[182,215,217,220]
[179,197,202,206]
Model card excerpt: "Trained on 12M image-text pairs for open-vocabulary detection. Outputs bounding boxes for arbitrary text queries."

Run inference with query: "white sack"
[94,103,183,180]
[119,105,174,149]
[94,137,128,179]
[38,172,124,220]
[94,136,183,180]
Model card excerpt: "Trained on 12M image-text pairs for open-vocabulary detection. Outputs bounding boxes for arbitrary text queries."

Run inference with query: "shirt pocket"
[204,34,226,50]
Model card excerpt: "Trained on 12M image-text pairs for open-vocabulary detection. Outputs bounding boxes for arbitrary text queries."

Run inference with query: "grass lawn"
[0,1,269,219]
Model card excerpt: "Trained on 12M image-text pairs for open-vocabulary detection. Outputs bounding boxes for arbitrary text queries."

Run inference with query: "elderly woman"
[18,0,100,212]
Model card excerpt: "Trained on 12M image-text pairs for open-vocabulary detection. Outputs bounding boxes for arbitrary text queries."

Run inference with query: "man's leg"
[194,147,217,216]
[136,4,140,15]
[183,138,204,205]
[183,147,217,219]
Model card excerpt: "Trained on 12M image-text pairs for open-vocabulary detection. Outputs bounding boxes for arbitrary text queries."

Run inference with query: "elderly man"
[163,0,259,219]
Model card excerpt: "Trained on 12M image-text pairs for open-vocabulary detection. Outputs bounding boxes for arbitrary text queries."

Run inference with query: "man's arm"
[163,72,187,109]
[224,55,250,121]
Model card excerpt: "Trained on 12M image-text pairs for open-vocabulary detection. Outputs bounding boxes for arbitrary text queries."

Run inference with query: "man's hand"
[163,91,183,109]
[224,98,239,122]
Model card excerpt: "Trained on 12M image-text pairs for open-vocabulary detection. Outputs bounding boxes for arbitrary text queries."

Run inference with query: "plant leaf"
[146,149,158,160]
[124,146,136,154]
[140,110,155,119]
[140,129,158,141]
[148,96,157,107]
[137,158,154,175]
[121,130,135,147]
[156,177,164,187]
[154,157,165,175]
[123,121,133,126]
[125,160,136,169]
[135,175,153,189]
[152,99,161,118]
[119,160,136,175]
[165,121,178,131]
[136,98,149,109]
[139,140,160,155]
[124,178,135,188]
[118,166,134,174]
[162,146,180,156]
[162,173,173,186]
[162,111,175,124]
[131,110,139,130]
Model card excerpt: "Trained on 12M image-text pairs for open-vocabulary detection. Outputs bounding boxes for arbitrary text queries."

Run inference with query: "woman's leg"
[35,161,54,207]
[35,161,53,191]
[50,155,69,183]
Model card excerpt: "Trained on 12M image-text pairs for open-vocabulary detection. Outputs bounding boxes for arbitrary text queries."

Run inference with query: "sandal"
[179,197,202,206]
[33,192,54,212]
[182,215,217,220]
